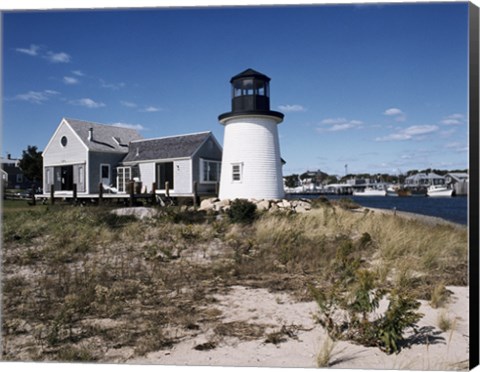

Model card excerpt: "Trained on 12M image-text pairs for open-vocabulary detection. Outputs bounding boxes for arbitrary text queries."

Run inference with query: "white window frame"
[117,166,131,193]
[231,162,243,183]
[200,159,221,184]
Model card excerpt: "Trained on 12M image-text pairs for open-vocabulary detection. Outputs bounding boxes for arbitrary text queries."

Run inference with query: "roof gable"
[65,118,143,153]
[122,132,213,163]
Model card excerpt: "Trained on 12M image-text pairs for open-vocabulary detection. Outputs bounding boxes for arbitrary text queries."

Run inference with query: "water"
[290,194,468,225]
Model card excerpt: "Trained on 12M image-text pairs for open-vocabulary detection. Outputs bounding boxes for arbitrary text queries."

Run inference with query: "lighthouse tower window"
[232,163,243,182]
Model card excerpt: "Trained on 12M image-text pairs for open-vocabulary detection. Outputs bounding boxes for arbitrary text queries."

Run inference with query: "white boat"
[427,185,453,197]
[353,187,387,196]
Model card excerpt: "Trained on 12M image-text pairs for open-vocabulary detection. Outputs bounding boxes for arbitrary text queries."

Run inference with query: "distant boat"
[387,185,412,197]
[427,185,453,197]
[353,187,387,196]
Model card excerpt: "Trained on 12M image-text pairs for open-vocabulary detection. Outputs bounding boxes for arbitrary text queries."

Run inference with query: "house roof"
[65,118,143,153]
[122,132,213,163]
[406,172,444,180]
[447,172,469,181]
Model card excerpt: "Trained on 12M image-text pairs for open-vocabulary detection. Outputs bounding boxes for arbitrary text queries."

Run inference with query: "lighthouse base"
[218,116,284,201]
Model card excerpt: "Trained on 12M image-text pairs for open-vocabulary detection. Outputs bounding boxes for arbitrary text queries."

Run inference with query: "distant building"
[404,172,445,187]
[0,154,31,189]
[446,172,468,195]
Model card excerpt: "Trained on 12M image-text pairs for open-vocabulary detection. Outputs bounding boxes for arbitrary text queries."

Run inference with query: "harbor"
[289,193,468,225]
[284,171,469,198]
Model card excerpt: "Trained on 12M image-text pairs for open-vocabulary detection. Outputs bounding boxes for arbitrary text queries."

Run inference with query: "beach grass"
[1,201,468,361]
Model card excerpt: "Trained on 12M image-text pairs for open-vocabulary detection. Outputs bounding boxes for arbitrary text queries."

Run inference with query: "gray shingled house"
[42,118,222,197]
[121,132,222,196]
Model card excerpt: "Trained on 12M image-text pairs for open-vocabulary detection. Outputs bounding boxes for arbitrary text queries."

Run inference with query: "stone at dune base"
[111,207,157,220]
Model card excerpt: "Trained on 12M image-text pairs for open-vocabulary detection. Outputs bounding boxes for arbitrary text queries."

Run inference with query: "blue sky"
[2,2,470,176]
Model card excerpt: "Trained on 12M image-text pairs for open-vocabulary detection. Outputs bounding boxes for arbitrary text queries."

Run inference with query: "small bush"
[228,199,257,224]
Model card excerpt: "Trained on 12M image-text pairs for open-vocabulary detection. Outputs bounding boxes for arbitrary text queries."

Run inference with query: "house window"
[117,167,131,193]
[61,136,68,147]
[16,174,23,183]
[232,163,243,182]
[200,159,221,183]
[101,164,110,179]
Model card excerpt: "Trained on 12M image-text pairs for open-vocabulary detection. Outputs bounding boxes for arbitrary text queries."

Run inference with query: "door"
[156,162,174,190]
[100,164,111,186]
[60,166,73,190]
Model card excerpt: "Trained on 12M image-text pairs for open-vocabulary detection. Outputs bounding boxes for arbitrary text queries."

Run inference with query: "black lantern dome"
[218,68,284,122]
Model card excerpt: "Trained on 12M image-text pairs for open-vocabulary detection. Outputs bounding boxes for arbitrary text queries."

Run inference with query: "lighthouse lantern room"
[218,69,285,200]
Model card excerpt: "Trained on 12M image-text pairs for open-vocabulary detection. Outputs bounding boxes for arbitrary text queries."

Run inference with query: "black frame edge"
[469,2,480,370]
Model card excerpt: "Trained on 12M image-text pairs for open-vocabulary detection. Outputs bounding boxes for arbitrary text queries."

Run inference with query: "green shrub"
[228,199,257,224]
[311,245,423,354]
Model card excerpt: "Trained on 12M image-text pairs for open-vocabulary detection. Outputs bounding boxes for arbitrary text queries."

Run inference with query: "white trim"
[199,158,221,184]
[122,156,190,165]
[219,113,284,125]
[116,166,132,193]
[189,157,193,193]
[43,161,87,167]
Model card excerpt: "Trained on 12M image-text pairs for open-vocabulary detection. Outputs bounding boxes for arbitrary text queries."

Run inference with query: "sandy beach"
[130,285,469,370]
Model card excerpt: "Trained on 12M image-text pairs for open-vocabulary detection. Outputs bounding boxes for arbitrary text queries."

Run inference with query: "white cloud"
[317,117,363,132]
[440,113,465,126]
[70,98,105,108]
[111,122,145,130]
[15,44,40,56]
[383,107,406,122]
[100,79,125,90]
[63,76,79,85]
[72,70,85,76]
[384,108,403,116]
[121,101,138,108]
[12,90,59,104]
[278,104,306,112]
[403,125,438,136]
[375,125,439,142]
[44,51,71,63]
[141,106,162,113]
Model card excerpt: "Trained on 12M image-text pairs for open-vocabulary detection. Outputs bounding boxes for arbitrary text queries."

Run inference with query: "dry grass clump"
[317,335,336,367]
[437,310,455,333]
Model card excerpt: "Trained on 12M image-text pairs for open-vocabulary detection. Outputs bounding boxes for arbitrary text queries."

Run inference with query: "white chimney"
[88,128,93,141]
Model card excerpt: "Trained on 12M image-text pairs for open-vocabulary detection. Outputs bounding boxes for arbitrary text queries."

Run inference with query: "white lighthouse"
[218,69,285,200]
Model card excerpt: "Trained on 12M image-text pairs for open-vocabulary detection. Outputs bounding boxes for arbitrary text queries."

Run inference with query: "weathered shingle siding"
[88,152,127,193]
